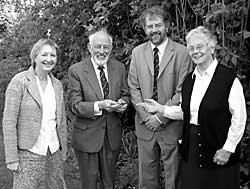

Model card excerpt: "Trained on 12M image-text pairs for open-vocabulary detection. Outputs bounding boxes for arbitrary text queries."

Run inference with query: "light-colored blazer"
[128,39,193,144]
[68,58,130,153]
[2,67,67,164]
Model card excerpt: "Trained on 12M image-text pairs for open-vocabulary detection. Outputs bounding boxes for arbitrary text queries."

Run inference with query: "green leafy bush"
[0,0,249,188]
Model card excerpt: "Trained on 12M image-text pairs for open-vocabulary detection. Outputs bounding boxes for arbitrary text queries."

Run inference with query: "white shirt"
[29,75,59,155]
[151,38,168,67]
[91,58,109,115]
[163,59,246,153]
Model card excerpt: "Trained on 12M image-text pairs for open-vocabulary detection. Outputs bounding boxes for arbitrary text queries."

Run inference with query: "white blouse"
[29,75,59,156]
[163,59,246,153]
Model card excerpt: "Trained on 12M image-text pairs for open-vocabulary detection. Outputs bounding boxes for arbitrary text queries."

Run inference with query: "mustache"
[150,31,161,36]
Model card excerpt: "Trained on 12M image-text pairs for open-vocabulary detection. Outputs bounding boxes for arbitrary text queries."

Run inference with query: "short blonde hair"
[30,38,59,68]
[186,26,217,49]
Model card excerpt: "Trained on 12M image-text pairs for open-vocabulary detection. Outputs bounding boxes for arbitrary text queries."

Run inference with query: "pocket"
[73,121,88,130]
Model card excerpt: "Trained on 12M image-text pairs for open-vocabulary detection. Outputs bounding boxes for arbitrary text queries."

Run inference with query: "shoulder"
[109,58,125,69]
[169,40,188,53]
[69,60,85,71]
[132,41,149,53]
[50,74,62,86]
[216,63,236,78]
[8,70,30,86]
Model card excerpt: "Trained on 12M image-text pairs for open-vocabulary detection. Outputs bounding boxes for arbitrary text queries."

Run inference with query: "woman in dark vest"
[137,26,246,189]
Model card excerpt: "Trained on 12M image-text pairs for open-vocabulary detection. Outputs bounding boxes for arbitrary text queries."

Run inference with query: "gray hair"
[139,6,171,30]
[88,29,113,46]
[186,26,217,49]
[30,38,59,68]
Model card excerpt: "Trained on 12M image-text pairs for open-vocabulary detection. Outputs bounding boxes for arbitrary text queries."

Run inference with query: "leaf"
[231,56,237,66]
[243,30,250,39]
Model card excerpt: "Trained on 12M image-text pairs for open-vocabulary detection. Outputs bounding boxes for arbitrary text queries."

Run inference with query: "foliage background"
[0,0,250,188]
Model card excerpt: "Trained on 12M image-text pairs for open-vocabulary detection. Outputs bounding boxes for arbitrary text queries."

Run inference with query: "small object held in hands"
[119,101,127,106]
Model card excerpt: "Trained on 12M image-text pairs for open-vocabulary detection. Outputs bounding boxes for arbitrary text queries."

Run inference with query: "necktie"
[152,47,159,101]
[98,66,109,99]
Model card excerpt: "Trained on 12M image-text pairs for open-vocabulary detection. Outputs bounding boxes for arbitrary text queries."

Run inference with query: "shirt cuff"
[163,106,172,118]
[223,140,236,153]
[94,101,102,116]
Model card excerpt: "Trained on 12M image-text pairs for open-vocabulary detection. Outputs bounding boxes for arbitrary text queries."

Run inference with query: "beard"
[92,54,109,66]
[148,31,167,46]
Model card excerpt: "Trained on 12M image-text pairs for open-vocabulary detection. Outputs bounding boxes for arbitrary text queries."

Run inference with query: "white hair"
[186,26,217,49]
[88,29,113,46]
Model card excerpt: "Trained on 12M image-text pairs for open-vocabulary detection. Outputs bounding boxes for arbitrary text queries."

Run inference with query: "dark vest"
[181,63,240,168]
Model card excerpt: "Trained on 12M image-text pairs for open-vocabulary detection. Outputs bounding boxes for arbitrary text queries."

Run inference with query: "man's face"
[144,15,168,46]
[88,33,112,66]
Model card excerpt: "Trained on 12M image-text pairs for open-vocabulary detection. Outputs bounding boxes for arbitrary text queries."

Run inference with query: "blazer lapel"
[158,39,174,78]
[107,59,116,99]
[26,67,42,108]
[84,59,103,100]
[144,42,154,76]
[50,75,62,125]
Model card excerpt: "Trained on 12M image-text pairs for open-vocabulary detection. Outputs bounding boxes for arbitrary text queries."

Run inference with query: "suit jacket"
[2,67,67,164]
[128,39,193,144]
[68,58,130,153]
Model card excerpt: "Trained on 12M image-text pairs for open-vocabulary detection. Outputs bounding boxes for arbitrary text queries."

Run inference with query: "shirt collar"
[91,57,107,70]
[192,58,218,79]
[151,38,168,55]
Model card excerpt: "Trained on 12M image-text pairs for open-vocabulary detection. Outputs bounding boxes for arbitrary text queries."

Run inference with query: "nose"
[99,46,105,53]
[152,25,158,32]
[46,55,52,61]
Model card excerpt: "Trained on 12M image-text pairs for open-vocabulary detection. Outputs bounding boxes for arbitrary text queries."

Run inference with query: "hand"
[136,99,164,114]
[213,148,231,165]
[7,161,19,172]
[98,100,119,112]
[114,99,128,113]
[144,115,161,132]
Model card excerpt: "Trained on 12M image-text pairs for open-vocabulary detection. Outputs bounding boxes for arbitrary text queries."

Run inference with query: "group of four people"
[2,5,246,189]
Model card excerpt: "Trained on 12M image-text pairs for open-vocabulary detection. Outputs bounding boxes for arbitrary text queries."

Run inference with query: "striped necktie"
[152,47,159,101]
[98,66,109,99]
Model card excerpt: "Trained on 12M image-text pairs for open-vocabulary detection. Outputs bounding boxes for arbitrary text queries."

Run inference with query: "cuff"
[223,140,236,153]
[94,101,102,116]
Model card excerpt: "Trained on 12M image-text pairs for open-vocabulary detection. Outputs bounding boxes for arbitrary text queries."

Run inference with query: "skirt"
[181,125,240,189]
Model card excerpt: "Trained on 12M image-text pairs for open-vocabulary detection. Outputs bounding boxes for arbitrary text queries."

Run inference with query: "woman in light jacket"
[137,26,246,189]
[2,38,67,189]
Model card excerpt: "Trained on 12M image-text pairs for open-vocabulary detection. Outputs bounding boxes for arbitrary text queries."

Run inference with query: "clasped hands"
[136,99,165,132]
[98,99,127,113]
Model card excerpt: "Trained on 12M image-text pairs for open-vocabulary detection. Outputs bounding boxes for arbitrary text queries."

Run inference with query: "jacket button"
[198,144,201,147]
[199,165,202,168]
[197,133,201,136]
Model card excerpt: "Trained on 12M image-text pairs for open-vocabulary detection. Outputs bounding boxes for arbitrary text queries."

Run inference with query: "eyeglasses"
[187,43,208,53]
[92,44,111,52]
[145,23,164,30]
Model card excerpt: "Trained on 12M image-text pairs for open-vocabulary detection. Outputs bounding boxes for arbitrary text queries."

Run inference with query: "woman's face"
[187,34,214,66]
[34,44,57,74]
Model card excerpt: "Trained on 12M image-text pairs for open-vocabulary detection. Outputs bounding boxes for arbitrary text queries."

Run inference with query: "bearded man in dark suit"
[68,29,130,189]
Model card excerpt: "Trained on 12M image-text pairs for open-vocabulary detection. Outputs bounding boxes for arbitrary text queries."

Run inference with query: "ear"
[165,26,169,33]
[87,43,91,53]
